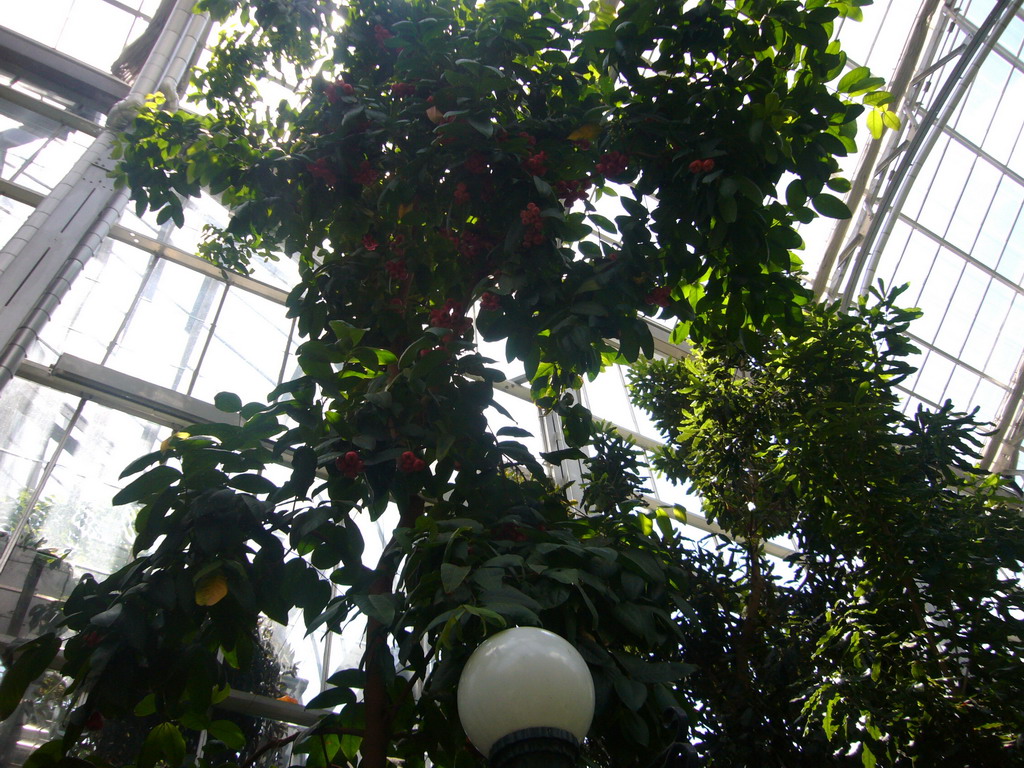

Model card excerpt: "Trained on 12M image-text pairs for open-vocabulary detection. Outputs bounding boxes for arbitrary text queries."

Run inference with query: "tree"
[0,0,907,766]
[629,286,1024,767]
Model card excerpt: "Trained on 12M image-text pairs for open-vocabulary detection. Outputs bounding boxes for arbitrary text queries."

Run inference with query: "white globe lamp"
[457,627,596,768]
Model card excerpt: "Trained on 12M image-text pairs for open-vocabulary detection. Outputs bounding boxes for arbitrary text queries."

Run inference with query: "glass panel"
[912,351,956,406]
[981,66,1024,166]
[0,98,92,194]
[997,198,1024,283]
[942,365,985,413]
[907,246,964,344]
[104,258,226,392]
[971,377,1006,426]
[952,51,1012,149]
[959,279,1014,372]
[29,400,164,579]
[931,260,988,356]
[0,380,79,535]
[914,141,977,240]
[189,287,292,404]
[32,238,152,366]
[944,155,1002,254]
[973,174,1024,274]
[581,365,637,431]
[984,293,1024,384]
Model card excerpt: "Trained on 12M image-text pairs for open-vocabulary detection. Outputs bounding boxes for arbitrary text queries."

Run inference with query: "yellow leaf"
[568,124,601,141]
[398,202,414,219]
[160,431,190,452]
[195,572,229,606]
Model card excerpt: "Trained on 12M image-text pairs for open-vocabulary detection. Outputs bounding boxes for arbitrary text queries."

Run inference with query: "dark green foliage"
[629,287,1024,767]
[0,1,934,767]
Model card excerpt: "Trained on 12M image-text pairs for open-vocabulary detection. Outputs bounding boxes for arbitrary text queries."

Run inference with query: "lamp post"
[457,627,596,768]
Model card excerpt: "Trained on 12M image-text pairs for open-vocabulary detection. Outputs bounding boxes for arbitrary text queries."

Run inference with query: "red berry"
[688,160,703,174]
[413,458,426,472]
[342,83,355,96]
[335,451,364,478]
[399,451,418,473]
[645,286,672,307]
[702,158,715,172]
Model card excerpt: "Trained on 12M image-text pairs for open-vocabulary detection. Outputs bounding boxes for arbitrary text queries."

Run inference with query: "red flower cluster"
[554,178,592,206]
[520,202,545,247]
[458,230,492,259]
[307,158,337,186]
[385,259,408,281]
[398,451,426,473]
[519,132,537,148]
[453,181,470,205]
[492,522,527,542]
[363,233,379,251]
[596,150,629,177]
[429,299,472,334]
[374,25,393,45]
[480,292,501,311]
[645,286,672,307]
[336,451,365,478]
[326,79,354,105]
[689,158,715,174]
[523,150,548,177]
[464,152,488,174]
[353,160,380,186]
[390,81,415,97]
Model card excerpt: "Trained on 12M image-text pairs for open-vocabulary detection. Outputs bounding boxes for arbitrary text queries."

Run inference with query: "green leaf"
[352,593,396,625]
[112,465,181,505]
[119,450,166,479]
[589,213,616,233]
[329,320,367,348]
[0,633,60,719]
[837,66,870,93]
[811,194,851,219]
[440,563,470,593]
[138,722,186,768]
[214,391,243,412]
[21,740,64,768]
[867,108,884,140]
[134,694,157,716]
[208,719,246,750]
[306,685,357,709]
[613,673,647,710]
[227,473,277,495]
[541,448,587,464]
